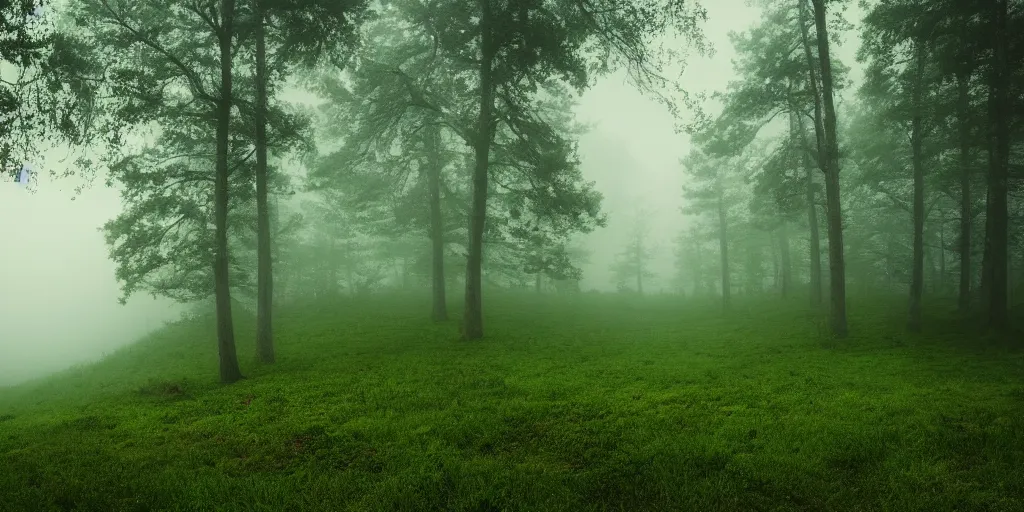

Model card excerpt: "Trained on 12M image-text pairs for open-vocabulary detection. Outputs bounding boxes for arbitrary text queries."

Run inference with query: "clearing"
[1,293,1022,511]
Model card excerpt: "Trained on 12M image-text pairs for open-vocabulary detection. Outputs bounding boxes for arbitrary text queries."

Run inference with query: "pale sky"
[0,0,865,385]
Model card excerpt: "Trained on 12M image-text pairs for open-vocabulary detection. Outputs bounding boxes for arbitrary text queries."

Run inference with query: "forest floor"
[1,292,1022,511]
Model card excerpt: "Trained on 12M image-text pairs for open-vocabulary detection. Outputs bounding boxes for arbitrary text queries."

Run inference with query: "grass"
[1,291,1023,511]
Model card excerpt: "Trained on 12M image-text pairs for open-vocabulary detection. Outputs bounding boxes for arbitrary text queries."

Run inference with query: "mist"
[1,1,769,383]
[1,0,1021,509]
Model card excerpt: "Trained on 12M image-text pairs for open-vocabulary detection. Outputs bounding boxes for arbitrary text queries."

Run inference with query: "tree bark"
[462,0,496,340]
[214,0,243,383]
[426,123,448,321]
[956,64,973,311]
[253,0,274,363]
[983,0,1009,330]
[908,39,926,332]
[810,0,848,338]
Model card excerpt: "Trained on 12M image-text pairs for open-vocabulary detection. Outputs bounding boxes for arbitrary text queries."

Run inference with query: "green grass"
[1,292,1023,511]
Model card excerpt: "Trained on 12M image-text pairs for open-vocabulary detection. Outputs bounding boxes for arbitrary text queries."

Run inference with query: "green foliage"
[1,1,102,179]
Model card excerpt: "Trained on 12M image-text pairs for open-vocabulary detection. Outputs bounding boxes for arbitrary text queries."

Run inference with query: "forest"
[1,0,1022,510]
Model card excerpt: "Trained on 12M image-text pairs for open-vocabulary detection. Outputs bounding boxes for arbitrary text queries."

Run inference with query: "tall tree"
[610,208,655,295]
[451,0,705,339]
[247,0,368,362]
[859,0,945,331]
[683,147,748,310]
[69,0,310,382]
[808,0,848,337]
[693,0,851,306]
[981,0,1011,329]
[252,0,274,362]
[213,0,243,382]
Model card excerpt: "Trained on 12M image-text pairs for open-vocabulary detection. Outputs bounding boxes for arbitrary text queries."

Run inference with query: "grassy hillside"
[1,292,1022,511]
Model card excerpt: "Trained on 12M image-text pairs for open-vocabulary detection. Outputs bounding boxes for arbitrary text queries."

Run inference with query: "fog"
[5,0,1024,509]
[0,169,183,386]
[3,0,858,385]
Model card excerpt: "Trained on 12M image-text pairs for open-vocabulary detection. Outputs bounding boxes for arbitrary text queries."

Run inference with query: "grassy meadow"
[1,292,1022,511]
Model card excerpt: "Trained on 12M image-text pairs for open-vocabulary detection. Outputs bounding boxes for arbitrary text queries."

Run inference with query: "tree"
[71,0,276,382]
[859,0,946,331]
[980,0,1011,330]
[212,0,242,382]
[248,0,368,362]
[387,0,706,340]
[682,147,749,310]
[312,0,652,338]
[2,1,102,183]
[806,0,848,337]
[610,208,655,295]
[692,0,852,307]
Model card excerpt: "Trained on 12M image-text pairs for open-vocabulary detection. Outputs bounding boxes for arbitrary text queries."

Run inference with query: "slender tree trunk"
[805,158,823,305]
[271,193,286,303]
[956,66,973,311]
[983,0,1010,330]
[908,39,926,332]
[798,0,826,171]
[253,0,274,363]
[462,0,496,340]
[793,90,823,307]
[214,0,242,383]
[810,0,848,338]
[426,124,448,321]
[717,192,731,311]
[780,223,792,298]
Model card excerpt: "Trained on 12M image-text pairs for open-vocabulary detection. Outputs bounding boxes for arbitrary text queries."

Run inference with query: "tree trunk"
[535,271,543,293]
[810,0,848,338]
[955,66,973,311]
[793,89,823,307]
[798,0,826,172]
[462,0,496,340]
[253,0,274,363]
[805,158,823,306]
[908,39,926,332]
[426,124,448,321]
[272,194,285,303]
[983,0,1009,330]
[717,192,731,311]
[214,0,243,383]
[779,222,792,298]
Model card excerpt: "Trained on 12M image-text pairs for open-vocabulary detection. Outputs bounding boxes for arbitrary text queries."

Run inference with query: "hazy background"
[0,0,865,385]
